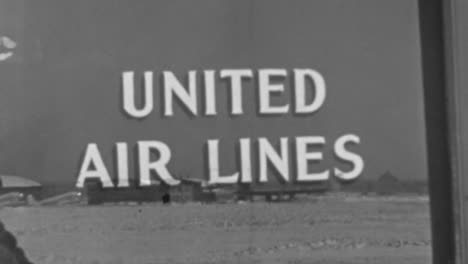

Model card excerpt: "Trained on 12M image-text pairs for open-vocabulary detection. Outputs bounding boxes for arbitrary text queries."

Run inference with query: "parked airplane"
[26,191,82,206]
[0,192,25,207]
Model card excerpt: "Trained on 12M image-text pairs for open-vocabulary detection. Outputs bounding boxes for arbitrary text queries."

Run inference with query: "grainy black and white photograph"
[0,0,466,263]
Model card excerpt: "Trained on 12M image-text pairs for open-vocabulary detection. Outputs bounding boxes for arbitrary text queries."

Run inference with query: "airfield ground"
[0,194,431,264]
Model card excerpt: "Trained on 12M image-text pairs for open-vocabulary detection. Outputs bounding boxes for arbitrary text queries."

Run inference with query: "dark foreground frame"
[419,0,464,263]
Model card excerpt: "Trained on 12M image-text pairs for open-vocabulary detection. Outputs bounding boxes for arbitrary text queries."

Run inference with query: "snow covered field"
[0,194,431,264]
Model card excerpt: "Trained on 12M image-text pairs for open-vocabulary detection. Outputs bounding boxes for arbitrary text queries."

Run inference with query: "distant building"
[0,175,42,198]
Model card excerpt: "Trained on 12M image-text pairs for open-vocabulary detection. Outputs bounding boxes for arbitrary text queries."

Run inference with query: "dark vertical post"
[418,1,455,263]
